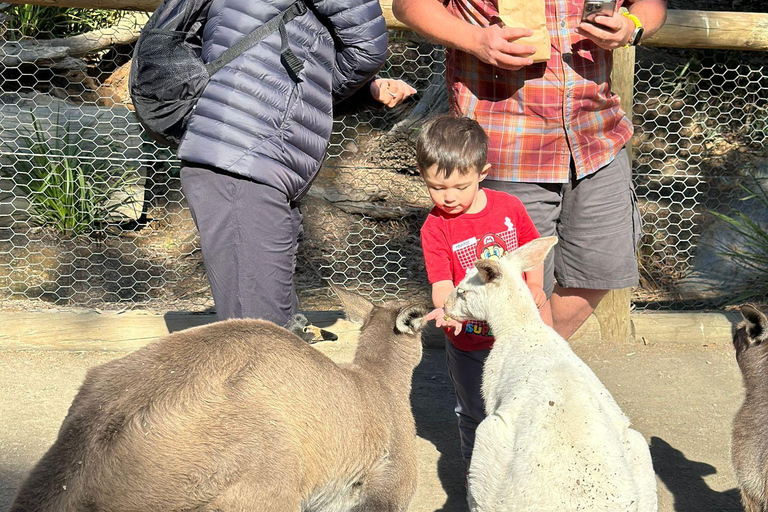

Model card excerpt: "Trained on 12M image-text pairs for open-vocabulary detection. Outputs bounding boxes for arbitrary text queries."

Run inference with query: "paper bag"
[497,0,551,63]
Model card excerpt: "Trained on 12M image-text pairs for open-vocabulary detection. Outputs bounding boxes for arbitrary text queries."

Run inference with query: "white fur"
[444,237,657,512]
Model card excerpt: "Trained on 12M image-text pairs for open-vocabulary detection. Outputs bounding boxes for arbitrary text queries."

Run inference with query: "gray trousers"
[445,340,490,465]
[180,163,303,324]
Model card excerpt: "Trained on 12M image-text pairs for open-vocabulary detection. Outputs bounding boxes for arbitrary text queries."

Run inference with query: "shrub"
[711,175,768,302]
[2,111,140,237]
[3,6,126,39]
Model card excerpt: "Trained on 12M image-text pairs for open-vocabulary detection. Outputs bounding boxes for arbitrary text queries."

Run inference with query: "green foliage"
[4,5,126,39]
[2,112,140,237]
[711,176,768,302]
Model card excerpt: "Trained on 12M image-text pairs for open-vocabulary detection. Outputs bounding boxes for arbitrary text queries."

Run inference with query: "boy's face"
[421,163,491,216]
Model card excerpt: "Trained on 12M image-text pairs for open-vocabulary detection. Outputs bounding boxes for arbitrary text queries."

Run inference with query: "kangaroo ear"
[475,259,503,284]
[508,236,558,272]
[331,284,374,324]
[740,304,768,344]
[396,304,430,334]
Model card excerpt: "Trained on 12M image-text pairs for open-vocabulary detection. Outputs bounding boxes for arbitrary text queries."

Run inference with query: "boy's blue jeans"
[445,340,490,466]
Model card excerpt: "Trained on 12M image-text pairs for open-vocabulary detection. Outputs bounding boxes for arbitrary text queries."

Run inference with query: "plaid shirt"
[444,0,634,183]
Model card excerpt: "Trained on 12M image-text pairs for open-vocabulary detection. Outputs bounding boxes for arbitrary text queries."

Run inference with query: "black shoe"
[284,314,338,344]
[301,324,339,344]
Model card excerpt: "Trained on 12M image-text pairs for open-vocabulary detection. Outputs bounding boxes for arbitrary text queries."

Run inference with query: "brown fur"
[732,304,768,512]
[10,289,428,512]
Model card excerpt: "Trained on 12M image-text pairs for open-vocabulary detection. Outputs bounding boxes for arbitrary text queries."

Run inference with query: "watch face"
[632,26,645,45]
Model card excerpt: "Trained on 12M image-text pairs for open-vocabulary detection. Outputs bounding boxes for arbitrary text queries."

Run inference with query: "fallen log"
[0,11,148,67]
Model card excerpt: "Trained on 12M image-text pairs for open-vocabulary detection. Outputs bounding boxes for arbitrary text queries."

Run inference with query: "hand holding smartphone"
[581,0,617,25]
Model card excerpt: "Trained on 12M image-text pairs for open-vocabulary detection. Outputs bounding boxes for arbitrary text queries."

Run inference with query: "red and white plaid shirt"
[444,0,635,183]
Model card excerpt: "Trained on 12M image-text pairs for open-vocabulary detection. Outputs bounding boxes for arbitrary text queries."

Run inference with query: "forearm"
[525,263,544,290]
[392,0,481,54]
[431,280,455,308]
[628,0,667,39]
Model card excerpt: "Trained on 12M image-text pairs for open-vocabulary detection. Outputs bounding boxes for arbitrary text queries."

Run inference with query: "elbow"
[391,0,407,23]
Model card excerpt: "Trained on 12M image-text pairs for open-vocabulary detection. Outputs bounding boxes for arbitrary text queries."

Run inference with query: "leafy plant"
[4,5,126,39]
[2,111,140,237]
[710,175,768,302]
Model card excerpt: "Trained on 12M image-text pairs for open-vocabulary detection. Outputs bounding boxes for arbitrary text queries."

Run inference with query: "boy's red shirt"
[421,188,540,351]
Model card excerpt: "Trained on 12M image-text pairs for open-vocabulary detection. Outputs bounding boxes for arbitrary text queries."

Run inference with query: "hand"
[471,24,537,70]
[425,307,464,336]
[370,79,418,108]
[576,11,635,50]
[527,283,548,310]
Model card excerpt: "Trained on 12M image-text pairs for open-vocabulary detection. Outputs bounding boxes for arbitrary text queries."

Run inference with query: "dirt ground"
[0,328,746,512]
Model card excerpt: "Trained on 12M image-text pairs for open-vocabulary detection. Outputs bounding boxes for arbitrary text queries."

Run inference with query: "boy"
[419,115,549,467]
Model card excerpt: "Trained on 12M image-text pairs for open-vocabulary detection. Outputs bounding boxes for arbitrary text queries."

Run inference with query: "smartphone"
[581,0,617,23]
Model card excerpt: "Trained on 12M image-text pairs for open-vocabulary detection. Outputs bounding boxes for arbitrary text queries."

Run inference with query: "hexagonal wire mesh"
[0,9,766,312]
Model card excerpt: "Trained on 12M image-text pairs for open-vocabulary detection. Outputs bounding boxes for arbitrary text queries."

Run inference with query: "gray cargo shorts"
[484,149,642,295]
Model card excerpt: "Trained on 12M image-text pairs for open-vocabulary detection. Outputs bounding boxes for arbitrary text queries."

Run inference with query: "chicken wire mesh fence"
[0,11,766,312]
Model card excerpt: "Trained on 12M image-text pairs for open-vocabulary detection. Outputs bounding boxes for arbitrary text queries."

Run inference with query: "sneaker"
[302,324,339,344]
[284,313,338,344]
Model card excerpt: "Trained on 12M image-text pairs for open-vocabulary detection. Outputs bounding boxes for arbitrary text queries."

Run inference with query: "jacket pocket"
[280,82,300,141]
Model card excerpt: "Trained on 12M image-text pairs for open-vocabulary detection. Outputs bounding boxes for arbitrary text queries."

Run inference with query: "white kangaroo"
[443,236,657,512]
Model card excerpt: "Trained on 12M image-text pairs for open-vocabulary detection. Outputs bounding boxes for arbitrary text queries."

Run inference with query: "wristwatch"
[622,12,644,47]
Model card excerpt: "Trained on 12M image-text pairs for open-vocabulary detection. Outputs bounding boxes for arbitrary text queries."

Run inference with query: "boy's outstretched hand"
[425,307,464,336]
[370,78,418,108]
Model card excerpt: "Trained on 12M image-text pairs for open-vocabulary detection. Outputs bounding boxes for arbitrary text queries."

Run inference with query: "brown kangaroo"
[10,288,428,512]
[731,304,768,512]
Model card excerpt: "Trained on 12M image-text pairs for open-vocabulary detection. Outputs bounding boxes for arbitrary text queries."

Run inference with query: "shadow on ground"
[164,310,217,333]
[0,468,23,509]
[651,436,743,512]
[412,348,466,512]
[163,310,345,334]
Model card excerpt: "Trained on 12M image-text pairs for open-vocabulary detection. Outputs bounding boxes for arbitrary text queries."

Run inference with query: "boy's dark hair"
[416,115,489,177]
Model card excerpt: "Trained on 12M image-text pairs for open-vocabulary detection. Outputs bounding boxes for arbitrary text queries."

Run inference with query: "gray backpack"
[129,0,307,147]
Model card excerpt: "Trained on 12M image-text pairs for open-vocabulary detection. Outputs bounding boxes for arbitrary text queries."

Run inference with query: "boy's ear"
[478,163,492,182]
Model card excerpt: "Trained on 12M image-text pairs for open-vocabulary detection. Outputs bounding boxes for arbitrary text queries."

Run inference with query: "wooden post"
[589,45,636,343]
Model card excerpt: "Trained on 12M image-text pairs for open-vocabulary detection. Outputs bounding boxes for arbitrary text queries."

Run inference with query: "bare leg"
[550,286,607,340]
[539,300,554,328]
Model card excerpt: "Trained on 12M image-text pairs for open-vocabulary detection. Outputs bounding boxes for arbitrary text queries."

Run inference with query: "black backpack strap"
[205,0,307,79]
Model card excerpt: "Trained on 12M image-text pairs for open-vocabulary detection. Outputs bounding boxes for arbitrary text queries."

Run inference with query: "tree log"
[0,92,152,160]
[0,11,148,67]
[2,0,157,10]
[391,71,448,135]
[49,10,149,54]
[331,201,425,220]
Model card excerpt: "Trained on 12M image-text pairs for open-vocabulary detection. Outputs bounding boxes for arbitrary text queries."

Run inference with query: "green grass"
[4,6,127,39]
[2,111,140,237]
[710,176,768,302]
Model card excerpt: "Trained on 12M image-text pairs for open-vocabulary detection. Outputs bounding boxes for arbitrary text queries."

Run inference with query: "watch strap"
[621,12,644,46]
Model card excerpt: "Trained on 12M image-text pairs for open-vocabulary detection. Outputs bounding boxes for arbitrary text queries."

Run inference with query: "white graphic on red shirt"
[452,219,519,339]
[476,232,508,261]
